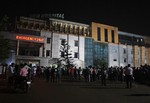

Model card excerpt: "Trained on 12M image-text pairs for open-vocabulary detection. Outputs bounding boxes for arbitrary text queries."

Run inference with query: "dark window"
[124,58,127,63]
[61,39,66,45]
[76,27,80,35]
[61,52,65,57]
[46,50,50,56]
[97,27,101,41]
[19,47,39,56]
[111,30,115,43]
[123,48,126,54]
[104,29,108,42]
[47,38,51,44]
[74,40,78,46]
[63,25,66,33]
[16,29,40,36]
[118,35,133,45]
[67,25,71,34]
[74,52,78,58]
[113,59,117,61]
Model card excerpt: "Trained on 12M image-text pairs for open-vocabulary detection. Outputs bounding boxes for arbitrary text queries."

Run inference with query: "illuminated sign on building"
[29,13,65,19]
[16,35,44,42]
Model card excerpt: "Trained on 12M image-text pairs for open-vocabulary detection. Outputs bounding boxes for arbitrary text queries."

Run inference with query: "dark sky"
[1,1,150,36]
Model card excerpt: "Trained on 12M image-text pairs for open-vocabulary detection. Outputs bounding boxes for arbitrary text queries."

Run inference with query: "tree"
[59,39,74,69]
[0,15,11,31]
[0,35,10,62]
[94,58,108,68]
[0,15,10,62]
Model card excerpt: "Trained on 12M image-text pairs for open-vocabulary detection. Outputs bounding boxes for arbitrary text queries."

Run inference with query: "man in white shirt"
[125,64,133,88]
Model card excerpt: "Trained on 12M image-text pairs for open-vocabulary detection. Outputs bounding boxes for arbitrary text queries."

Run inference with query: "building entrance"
[16,59,40,66]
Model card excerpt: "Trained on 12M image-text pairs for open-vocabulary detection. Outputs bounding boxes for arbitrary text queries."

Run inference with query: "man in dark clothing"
[101,68,107,86]
[51,66,55,83]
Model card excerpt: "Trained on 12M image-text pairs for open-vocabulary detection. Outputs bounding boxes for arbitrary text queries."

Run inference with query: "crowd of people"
[0,63,36,91]
[0,63,150,89]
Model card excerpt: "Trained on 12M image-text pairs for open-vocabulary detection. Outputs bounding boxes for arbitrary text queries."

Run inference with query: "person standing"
[101,67,107,86]
[51,66,55,83]
[125,64,133,88]
[20,64,28,82]
[45,67,51,83]
[56,65,62,83]
[7,63,15,87]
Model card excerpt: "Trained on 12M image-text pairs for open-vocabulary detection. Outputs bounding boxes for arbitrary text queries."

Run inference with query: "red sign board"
[16,35,44,42]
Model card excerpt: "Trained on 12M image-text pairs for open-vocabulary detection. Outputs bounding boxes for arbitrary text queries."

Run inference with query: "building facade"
[1,16,89,68]
[1,16,150,68]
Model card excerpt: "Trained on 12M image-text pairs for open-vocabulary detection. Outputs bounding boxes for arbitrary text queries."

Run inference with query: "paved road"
[0,78,150,103]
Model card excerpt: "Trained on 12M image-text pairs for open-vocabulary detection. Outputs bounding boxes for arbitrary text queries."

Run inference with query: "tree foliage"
[0,15,10,62]
[0,35,10,62]
[94,58,108,68]
[58,39,74,69]
[0,15,10,31]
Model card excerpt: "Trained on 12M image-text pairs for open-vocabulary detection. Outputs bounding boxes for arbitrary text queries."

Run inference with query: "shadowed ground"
[0,78,150,103]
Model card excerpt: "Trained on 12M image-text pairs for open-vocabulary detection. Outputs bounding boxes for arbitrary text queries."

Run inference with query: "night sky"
[1,1,150,36]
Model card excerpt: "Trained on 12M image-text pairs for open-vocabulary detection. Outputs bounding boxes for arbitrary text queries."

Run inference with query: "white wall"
[108,43,119,67]
[145,48,149,64]
[118,44,133,67]
[41,30,51,50]
[59,34,85,68]
[40,58,49,67]
[79,36,85,65]
[52,33,60,58]
[119,44,127,67]
[40,30,52,57]
[138,47,141,66]
[127,45,133,66]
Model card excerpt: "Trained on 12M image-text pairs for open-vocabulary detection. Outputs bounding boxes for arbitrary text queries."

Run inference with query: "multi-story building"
[1,16,89,68]
[1,16,150,68]
[85,22,118,67]
[118,31,146,67]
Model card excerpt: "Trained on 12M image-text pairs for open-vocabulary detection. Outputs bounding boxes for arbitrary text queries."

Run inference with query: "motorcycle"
[14,76,31,93]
